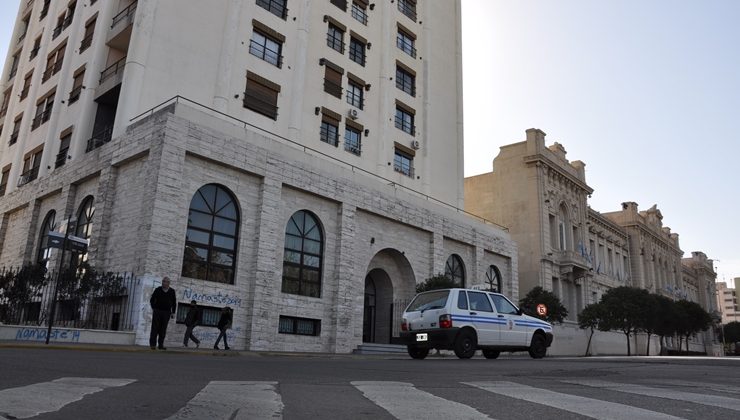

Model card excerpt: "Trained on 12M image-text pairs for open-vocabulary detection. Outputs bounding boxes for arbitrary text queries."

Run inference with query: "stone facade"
[464,129,720,355]
[0,103,516,352]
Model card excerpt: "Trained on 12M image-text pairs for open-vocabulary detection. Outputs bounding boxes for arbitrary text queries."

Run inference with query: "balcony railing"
[323,80,342,98]
[68,86,82,104]
[0,182,6,197]
[52,24,63,40]
[9,130,20,145]
[100,57,126,83]
[80,33,93,52]
[17,166,40,187]
[256,0,288,19]
[55,148,69,168]
[346,91,363,110]
[320,125,339,147]
[393,161,414,178]
[42,60,63,82]
[398,0,417,21]
[394,115,415,136]
[351,4,368,25]
[31,108,52,130]
[249,40,282,68]
[344,137,361,156]
[397,36,416,58]
[85,126,113,152]
[111,2,137,29]
[62,14,73,29]
[29,46,40,60]
[20,86,30,100]
[326,34,344,54]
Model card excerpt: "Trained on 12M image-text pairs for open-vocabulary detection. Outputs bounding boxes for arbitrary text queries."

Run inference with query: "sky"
[0,0,737,286]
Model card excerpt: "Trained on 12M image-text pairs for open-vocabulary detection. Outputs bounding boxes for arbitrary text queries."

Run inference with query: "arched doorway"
[362,249,415,344]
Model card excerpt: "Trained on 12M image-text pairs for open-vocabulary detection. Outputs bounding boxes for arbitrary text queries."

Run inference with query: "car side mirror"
[517,308,523,316]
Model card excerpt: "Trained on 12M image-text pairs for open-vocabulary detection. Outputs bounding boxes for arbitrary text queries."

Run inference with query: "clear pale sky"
[1,0,737,286]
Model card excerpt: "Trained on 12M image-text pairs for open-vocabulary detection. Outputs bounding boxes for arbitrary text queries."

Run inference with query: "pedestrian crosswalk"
[1,377,739,419]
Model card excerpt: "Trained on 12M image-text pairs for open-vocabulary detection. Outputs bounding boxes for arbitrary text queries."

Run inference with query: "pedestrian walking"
[149,276,177,350]
[183,300,201,348]
[214,306,232,350]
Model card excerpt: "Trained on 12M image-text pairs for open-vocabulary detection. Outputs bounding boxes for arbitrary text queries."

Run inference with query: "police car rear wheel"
[408,346,429,359]
[454,330,477,359]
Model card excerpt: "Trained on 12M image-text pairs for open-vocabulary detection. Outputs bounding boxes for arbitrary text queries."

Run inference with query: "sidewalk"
[0,339,409,359]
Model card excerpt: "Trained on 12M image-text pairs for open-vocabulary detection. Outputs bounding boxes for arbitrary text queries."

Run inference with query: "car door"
[466,291,499,345]
[489,293,528,346]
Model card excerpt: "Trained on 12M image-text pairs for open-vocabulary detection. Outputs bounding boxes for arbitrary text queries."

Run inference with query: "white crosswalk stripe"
[463,381,683,420]
[563,379,740,412]
[352,381,493,420]
[647,380,740,396]
[164,381,283,420]
[0,377,135,419]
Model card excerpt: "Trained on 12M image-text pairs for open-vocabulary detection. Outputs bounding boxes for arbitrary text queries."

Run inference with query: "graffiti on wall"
[15,327,81,342]
[182,288,242,306]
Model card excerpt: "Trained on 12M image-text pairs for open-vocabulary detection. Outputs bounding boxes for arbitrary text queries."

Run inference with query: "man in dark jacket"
[149,276,177,350]
[214,306,232,350]
[183,300,201,348]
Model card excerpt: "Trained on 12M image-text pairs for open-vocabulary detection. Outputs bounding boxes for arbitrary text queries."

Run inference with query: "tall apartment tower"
[0,0,515,352]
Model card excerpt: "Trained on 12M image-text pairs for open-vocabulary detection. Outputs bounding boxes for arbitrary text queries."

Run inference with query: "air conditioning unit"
[411,140,420,150]
[347,108,359,120]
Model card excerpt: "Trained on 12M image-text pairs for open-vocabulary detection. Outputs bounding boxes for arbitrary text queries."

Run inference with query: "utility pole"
[45,216,75,345]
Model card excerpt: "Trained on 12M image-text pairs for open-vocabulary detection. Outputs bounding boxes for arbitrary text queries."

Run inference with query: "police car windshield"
[407,290,449,312]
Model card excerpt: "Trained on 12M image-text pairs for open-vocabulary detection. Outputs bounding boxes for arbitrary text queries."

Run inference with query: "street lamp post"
[45,216,75,345]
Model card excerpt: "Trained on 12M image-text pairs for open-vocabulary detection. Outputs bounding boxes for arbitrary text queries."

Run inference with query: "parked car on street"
[400,288,553,359]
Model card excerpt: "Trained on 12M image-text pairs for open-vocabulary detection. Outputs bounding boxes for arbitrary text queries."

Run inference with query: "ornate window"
[445,254,465,287]
[37,210,57,264]
[282,210,323,297]
[486,265,502,293]
[182,184,240,284]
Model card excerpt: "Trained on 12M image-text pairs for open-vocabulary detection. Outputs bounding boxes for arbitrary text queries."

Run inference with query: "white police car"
[400,288,553,359]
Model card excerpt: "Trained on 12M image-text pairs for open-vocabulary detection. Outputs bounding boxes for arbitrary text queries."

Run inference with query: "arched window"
[486,264,502,293]
[182,184,240,284]
[73,196,95,266]
[445,254,465,287]
[282,210,323,298]
[37,210,57,264]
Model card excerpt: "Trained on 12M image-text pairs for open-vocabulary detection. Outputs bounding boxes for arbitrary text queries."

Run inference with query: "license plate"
[416,333,428,342]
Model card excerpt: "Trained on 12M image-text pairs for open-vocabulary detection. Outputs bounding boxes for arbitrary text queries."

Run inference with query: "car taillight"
[401,320,408,331]
[439,314,452,329]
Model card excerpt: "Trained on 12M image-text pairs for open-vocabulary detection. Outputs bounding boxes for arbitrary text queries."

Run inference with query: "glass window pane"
[292,212,306,233]
[215,189,235,215]
[286,218,301,236]
[284,235,302,251]
[217,201,237,219]
[198,185,217,209]
[284,250,301,264]
[209,266,233,284]
[304,255,320,268]
[282,264,300,280]
[213,217,237,235]
[209,251,234,266]
[186,228,210,245]
[303,238,321,254]
[189,191,210,212]
[213,234,235,249]
[188,211,213,230]
[282,278,300,294]
[279,316,294,333]
[184,246,208,261]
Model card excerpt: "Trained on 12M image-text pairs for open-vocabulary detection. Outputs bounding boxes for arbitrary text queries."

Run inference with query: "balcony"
[8,130,20,145]
[552,250,591,277]
[31,108,52,130]
[107,2,136,52]
[17,166,39,187]
[96,57,126,99]
[85,126,113,152]
[55,148,69,168]
[80,33,93,52]
[42,61,63,83]
[68,85,82,104]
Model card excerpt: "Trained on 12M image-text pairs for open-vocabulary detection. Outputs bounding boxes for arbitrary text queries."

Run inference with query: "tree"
[578,303,603,356]
[598,286,651,356]
[519,286,568,325]
[652,294,679,355]
[674,300,712,354]
[416,274,459,293]
[719,321,740,344]
[0,264,49,324]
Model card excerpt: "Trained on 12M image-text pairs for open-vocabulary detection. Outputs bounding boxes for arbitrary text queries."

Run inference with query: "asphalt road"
[1,347,739,420]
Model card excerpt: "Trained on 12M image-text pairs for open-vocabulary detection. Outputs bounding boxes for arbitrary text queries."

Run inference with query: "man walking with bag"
[149,276,177,350]
[183,300,201,348]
